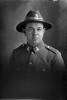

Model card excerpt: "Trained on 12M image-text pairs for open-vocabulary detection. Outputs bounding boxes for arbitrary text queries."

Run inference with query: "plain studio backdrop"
[0,0,67,99]
[0,0,67,71]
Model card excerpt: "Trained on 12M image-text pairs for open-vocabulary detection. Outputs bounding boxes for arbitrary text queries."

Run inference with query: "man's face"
[25,22,45,46]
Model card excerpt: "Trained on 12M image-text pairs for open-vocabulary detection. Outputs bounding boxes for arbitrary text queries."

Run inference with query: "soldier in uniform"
[5,10,66,100]
[9,10,65,72]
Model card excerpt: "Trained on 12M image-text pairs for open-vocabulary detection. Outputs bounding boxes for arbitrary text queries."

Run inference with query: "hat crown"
[25,10,44,21]
[16,10,52,32]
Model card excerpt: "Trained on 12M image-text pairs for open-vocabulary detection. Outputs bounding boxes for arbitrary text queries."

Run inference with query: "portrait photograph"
[0,0,67,100]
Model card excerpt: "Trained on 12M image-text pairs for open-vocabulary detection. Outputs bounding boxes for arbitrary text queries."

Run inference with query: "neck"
[27,40,44,48]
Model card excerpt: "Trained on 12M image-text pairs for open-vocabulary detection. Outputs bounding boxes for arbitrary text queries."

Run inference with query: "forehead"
[26,22,44,28]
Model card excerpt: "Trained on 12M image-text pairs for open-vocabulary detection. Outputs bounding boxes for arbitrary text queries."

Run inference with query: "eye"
[37,27,42,31]
[26,27,33,32]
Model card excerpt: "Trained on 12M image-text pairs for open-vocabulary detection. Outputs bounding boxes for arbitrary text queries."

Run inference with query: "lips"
[32,35,39,39]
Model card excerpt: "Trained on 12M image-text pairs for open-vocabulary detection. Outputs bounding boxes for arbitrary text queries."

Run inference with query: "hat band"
[25,17,44,21]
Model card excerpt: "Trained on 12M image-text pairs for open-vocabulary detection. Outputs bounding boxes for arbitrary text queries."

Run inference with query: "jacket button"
[29,62,32,65]
[31,52,34,54]
[42,68,46,72]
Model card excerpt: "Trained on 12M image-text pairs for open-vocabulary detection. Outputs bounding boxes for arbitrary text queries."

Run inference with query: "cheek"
[39,32,44,38]
[26,33,32,40]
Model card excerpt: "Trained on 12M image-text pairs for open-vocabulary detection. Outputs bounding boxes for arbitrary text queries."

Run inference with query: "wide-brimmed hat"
[16,10,52,33]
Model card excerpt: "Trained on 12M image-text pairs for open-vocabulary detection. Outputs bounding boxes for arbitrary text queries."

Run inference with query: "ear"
[43,28,46,34]
[23,29,26,34]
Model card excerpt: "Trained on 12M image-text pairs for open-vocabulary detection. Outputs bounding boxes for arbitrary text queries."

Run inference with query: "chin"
[33,41,39,45]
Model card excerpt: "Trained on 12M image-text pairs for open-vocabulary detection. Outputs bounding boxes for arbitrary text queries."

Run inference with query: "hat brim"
[16,20,52,33]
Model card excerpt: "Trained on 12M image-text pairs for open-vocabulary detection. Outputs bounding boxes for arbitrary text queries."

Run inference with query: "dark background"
[0,0,67,71]
[0,0,67,99]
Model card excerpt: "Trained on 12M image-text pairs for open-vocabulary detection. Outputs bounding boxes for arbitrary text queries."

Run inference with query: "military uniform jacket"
[9,41,65,72]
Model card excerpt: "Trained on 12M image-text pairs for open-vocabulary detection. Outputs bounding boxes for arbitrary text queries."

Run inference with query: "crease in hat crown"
[16,10,52,33]
[25,10,44,21]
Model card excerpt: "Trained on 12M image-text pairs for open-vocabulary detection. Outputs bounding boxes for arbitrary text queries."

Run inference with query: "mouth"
[32,37,40,44]
[32,35,39,39]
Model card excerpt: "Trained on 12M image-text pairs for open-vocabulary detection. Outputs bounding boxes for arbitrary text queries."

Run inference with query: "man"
[9,10,65,72]
[6,10,66,99]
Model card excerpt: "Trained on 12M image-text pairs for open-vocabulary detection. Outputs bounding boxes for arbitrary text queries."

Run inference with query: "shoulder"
[12,43,27,55]
[45,44,61,56]
[44,44,65,70]
[14,43,27,51]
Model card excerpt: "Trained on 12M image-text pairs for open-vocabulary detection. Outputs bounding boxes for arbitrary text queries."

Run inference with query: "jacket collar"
[27,40,45,53]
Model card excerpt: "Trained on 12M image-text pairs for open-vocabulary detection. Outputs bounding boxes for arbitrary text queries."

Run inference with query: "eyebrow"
[27,27,33,28]
[37,27,43,29]
[26,26,43,29]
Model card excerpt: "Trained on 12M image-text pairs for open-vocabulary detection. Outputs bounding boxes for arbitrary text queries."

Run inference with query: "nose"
[32,29,37,36]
